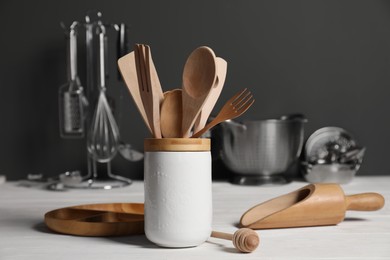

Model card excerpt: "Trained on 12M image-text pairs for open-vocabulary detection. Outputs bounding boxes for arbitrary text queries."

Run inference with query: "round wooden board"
[44,203,145,236]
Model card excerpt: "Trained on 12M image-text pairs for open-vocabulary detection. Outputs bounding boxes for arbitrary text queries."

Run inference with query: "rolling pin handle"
[345,193,385,211]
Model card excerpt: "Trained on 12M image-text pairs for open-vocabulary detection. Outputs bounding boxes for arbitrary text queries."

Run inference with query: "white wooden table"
[0,176,389,259]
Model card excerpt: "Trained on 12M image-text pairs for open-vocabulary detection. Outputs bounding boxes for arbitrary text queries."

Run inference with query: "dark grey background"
[1,0,389,180]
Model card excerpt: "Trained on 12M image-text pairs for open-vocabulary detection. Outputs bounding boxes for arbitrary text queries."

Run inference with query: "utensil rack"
[59,10,132,189]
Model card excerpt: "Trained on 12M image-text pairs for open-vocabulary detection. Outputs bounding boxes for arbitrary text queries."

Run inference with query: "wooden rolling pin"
[211,228,259,253]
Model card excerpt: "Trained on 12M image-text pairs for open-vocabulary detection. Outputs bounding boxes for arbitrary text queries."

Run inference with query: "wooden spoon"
[181,46,217,137]
[160,89,183,138]
[193,57,227,133]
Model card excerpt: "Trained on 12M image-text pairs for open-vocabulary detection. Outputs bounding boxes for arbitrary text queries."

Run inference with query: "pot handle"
[280,113,308,123]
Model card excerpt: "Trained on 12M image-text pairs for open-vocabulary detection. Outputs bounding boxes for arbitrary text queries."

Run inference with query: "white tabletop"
[0,176,389,260]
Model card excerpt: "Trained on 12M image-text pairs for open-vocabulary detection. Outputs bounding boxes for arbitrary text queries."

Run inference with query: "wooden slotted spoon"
[191,88,254,138]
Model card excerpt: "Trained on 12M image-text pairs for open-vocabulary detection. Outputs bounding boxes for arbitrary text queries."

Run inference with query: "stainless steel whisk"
[87,24,120,163]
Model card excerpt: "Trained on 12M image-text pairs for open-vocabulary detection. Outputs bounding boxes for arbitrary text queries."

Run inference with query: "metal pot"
[219,115,307,185]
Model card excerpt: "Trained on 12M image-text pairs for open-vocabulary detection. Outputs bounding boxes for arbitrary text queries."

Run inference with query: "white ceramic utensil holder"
[144,138,212,248]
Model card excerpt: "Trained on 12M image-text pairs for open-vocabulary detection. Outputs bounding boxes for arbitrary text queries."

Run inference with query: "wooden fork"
[191,88,254,138]
[134,44,162,138]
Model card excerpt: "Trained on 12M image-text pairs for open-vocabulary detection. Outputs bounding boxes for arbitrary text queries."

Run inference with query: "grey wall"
[1,0,390,180]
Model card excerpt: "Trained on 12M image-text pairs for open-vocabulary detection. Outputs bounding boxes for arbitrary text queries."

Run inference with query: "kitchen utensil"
[87,25,120,163]
[45,202,258,253]
[211,228,259,253]
[118,51,151,133]
[160,89,183,138]
[193,57,228,133]
[192,88,254,138]
[240,183,385,229]
[339,146,366,164]
[134,44,163,138]
[118,142,144,161]
[182,46,217,137]
[144,44,164,135]
[219,115,306,185]
[145,45,164,102]
[116,23,129,80]
[59,21,86,138]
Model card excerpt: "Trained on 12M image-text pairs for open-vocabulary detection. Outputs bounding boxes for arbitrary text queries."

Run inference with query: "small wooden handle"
[345,193,385,211]
[211,228,259,253]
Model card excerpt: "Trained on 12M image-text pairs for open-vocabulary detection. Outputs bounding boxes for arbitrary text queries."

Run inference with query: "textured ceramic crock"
[144,138,212,248]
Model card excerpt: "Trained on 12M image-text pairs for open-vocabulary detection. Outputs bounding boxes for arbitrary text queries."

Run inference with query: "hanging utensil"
[59,22,87,138]
[116,23,129,80]
[87,25,120,162]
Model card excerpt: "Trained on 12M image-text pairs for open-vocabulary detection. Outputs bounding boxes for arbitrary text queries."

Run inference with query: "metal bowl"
[218,116,306,185]
[301,127,364,184]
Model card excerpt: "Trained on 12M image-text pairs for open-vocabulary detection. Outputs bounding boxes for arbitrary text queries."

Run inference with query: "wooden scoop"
[240,183,385,229]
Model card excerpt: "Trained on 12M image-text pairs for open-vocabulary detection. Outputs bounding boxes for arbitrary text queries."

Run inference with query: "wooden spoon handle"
[345,193,385,211]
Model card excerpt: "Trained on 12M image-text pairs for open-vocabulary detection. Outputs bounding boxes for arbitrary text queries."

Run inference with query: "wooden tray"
[44,203,145,236]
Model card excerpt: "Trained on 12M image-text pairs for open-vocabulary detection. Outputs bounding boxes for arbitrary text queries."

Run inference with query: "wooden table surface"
[0,176,389,259]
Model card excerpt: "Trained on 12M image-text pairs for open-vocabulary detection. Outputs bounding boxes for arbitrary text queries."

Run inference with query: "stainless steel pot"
[219,115,306,185]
